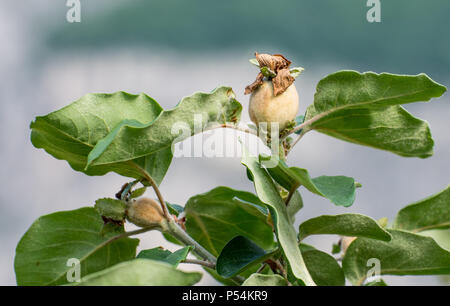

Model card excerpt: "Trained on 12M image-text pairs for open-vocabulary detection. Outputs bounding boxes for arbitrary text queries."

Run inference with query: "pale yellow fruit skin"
[249,80,299,131]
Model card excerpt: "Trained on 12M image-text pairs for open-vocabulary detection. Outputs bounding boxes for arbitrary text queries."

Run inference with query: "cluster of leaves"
[15,70,449,286]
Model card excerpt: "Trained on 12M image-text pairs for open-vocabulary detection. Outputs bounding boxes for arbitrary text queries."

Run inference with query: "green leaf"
[260,66,276,78]
[312,71,445,114]
[216,236,273,278]
[299,214,392,241]
[87,87,241,168]
[30,91,172,184]
[263,156,358,207]
[94,198,127,221]
[290,67,304,78]
[184,186,274,257]
[241,146,315,286]
[299,244,345,286]
[249,58,260,67]
[297,242,316,252]
[14,207,139,286]
[167,202,184,217]
[137,247,170,261]
[304,71,446,158]
[394,185,450,232]
[286,191,303,223]
[137,246,191,267]
[205,257,274,286]
[242,273,288,286]
[420,229,450,251]
[331,243,341,254]
[135,147,173,185]
[365,279,388,286]
[74,259,202,286]
[163,247,191,266]
[310,176,357,207]
[204,262,273,286]
[130,187,147,199]
[307,106,435,158]
[343,229,450,285]
[203,267,241,286]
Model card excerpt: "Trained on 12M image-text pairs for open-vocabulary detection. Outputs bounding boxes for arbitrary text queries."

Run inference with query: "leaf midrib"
[411,221,450,233]
[36,226,131,286]
[305,87,435,130]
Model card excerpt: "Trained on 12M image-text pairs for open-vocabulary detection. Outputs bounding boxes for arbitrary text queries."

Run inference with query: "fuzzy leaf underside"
[30,91,171,184]
[30,87,241,184]
[299,214,392,241]
[241,146,315,285]
[263,156,358,207]
[394,185,450,232]
[87,86,241,167]
[343,229,450,285]
[304,71,446,158]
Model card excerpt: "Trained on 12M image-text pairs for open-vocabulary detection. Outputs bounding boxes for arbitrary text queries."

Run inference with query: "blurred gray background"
[0,0,449,285]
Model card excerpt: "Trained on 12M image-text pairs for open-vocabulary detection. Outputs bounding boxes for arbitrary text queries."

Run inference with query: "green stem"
[182,258,216,269]
[278,143,286,161]
[220,123,257,135]
[98,227,156,250]
[166,220,217,264]
[127,161,171,220]
[167,220,246,284]
[284,185,297,205]
[285,129,308,156]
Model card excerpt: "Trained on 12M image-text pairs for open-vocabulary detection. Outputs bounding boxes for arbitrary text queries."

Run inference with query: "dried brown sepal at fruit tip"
[273,68,295,96]
[244,72,264,95]
[245,52,294,96]
[256,52,291,71]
